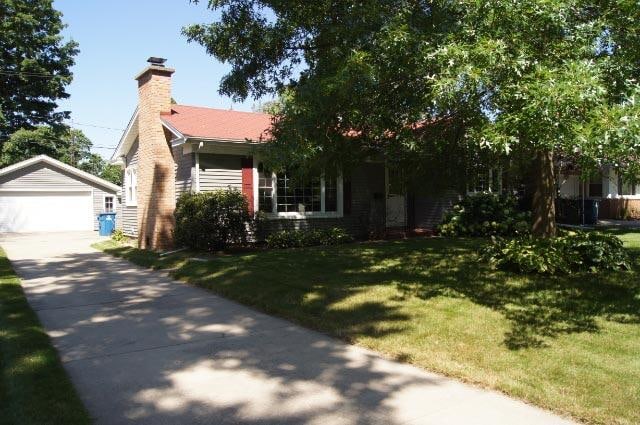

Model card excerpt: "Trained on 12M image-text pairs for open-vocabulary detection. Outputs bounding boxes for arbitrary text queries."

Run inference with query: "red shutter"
[241,156,254,215]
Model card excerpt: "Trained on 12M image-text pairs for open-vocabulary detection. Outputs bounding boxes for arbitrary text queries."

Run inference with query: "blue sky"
[54,0,271,159]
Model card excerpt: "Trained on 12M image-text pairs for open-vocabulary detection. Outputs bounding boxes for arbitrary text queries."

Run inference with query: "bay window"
[257,163,341,216]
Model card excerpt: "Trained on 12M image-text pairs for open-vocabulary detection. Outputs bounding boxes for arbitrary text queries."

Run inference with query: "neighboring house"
[112,58,456,250]
[0,155,120,233]
[558,167,640,219]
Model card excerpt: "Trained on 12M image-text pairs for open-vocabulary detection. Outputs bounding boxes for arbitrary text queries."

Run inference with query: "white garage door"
[0,191,93,233]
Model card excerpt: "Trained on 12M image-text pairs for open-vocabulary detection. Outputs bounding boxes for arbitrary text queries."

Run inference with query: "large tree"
[185,0,640,237]
[2,126,90,166]
[0,0,78,141]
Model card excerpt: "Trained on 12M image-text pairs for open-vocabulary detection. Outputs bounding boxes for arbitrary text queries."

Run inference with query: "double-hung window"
[257,163,341,216]
[104,196,114,213]
[125,167,137,206]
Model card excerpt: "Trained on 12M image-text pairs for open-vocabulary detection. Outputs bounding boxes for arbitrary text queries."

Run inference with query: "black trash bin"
[583,199,599,225]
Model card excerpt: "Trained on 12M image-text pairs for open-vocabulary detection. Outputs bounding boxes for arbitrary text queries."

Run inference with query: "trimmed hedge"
[266,228,353,249]
[174,190,251,251]
[482,231,631,274]
[439,192,530,237]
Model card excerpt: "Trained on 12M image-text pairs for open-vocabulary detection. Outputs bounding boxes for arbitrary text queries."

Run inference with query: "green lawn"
[0,248,91,425]
[94,230,640,425]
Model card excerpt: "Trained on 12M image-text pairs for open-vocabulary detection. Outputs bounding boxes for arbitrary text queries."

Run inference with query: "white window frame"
[103,194,115,213]
[256,168,343,219]
[467,167,503,195]
[125,167,137,206]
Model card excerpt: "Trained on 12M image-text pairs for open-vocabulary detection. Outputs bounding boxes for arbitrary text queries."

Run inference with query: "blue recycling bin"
[97,213,116,236]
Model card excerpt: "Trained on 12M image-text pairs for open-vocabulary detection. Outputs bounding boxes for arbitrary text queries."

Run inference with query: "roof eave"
[0,155,121,192]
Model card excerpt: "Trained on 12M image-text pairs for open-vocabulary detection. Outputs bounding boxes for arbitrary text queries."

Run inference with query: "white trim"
[0,188,95,192]
[161,119,184,140]
[252,156,259,213]
[194,152,201,193]
[102,193,116,213]
[124,166,137,206]
[0,155,120,192]
[257,169,344,219]
[264,212,342,220]
[111,108,138,162]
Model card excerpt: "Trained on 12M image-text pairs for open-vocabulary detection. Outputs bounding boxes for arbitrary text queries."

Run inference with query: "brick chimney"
[134,57,176,250]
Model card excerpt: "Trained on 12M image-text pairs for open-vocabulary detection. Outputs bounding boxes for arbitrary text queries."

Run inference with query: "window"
[468,168,502,194]
[276,173,321,213]
[104,196,114,213]
[257,163,273,212]
[588,174,603,198]
[618,176,636,196]
[125,167,137,206]
[257,163,341,215]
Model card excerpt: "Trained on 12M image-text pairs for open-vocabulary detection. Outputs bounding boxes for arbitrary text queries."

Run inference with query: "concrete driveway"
[0,232,575,425]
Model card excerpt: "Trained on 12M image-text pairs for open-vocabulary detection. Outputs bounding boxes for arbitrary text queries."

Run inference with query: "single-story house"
[558,167,640,219]
[0,155,120,233]
[112,58,457,249]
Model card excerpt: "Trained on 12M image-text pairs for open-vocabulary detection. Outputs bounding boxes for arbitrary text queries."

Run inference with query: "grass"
[0,247,91,425]
[94,230,640,425]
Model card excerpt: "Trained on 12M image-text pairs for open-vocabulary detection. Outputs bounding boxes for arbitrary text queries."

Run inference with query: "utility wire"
[0,69,68,78]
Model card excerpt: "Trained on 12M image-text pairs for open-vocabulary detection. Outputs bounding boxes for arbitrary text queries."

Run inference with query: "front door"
[386,166,406,228]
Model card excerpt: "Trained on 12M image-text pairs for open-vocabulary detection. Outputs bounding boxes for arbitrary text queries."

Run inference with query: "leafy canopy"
[0,0,78,141]
[185,0,640,179]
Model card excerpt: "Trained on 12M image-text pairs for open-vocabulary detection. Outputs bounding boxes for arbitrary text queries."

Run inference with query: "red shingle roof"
[161,104,272,141]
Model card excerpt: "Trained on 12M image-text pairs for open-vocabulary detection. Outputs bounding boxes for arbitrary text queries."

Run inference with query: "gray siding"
[413,190,459,229]
[258,163,386,240]
[92,187,120,231]
[199,154,242,191]
[121,206,137,236]
[0,162,120,231]
[174,144,194,200]
[0,163,92,190]
[122,140,139,236]
[126,139,139,166]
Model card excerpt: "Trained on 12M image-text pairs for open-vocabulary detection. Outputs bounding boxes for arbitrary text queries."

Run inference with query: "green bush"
[482,231,631,274]
[174,190,251,251]
[111,229,126,243]
[439,192,531,237]
[266,227,353,249]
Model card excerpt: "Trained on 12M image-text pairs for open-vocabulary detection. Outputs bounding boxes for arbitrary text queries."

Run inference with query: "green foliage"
[99,163,123,186]
[185,1,640,233]
[439,193,530,237]
[111,229,126,244]
[174,190,252,251]
[265,227,353,249]
[0,0,78,139]
[1,126,91,167]
[483,232,631,275]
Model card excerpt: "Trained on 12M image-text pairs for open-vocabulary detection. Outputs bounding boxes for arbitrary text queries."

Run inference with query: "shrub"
[482,231,631,274]
[439,192,530,237]
[174,190,251,251]
[266,227,353,249]
[111,229,126,243]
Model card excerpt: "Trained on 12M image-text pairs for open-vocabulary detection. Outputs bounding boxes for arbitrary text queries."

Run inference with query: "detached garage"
[0,155,120,233]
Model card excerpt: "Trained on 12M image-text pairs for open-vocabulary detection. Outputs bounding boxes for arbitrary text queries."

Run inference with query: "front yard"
[94,230,640,425]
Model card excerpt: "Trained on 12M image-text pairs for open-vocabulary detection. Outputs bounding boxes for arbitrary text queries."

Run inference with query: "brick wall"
[135,65,176,250]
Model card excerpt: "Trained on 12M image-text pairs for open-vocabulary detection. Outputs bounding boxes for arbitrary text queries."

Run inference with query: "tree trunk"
[531,149,557,238]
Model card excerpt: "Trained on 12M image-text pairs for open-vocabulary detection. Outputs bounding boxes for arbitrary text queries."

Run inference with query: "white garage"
[0,155,120,233]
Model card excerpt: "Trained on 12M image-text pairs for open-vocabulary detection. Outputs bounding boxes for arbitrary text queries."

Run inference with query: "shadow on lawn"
[392,238,640,349]
[106,236,640,351]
